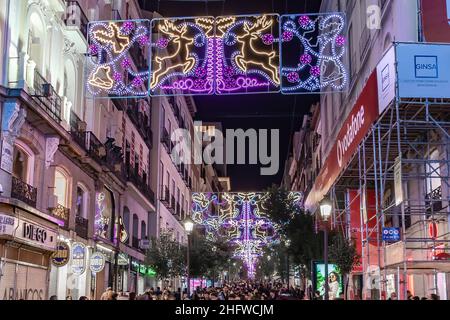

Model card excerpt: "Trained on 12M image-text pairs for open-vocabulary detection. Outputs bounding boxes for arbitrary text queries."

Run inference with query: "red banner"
[421,0,450,43]
[348,189,378,273]
[305,71,379,210]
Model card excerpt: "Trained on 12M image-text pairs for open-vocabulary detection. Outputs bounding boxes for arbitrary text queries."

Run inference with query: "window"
[13,146,30,183]
[132,214,139,246]
[123,206,130,244]
[54,168,69,207]
[75,185,88,218]
[141,221,146,239]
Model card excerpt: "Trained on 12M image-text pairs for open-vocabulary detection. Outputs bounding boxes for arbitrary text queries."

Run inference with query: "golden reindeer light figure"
[150,20,196,89]
[235,15,280,84]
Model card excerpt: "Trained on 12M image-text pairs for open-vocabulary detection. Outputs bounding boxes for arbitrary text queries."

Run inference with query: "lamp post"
[183,217,194,298]
[320,197,332,301]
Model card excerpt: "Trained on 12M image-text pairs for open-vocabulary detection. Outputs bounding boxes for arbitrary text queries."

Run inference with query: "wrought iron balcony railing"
[132,236,139,249]
[85,131,105,164]
[69,109,86,147]
[49,204,70,228]
[32,69,62,123]
[11,176,37,208]
[126,165,155,204]
[75,215,88,239]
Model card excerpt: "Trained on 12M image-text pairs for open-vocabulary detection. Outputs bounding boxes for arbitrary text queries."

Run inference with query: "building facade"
[296,0,450,300]
[0,0,202,300]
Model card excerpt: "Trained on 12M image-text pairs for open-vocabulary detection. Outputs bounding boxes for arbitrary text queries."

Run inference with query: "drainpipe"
[417,0,424,42]
[2,0,11,86]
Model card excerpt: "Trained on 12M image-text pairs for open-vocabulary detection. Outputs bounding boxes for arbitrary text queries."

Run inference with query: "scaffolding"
[328,96,450,300]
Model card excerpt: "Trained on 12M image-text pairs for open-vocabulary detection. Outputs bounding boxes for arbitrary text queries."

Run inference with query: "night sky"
[140,0,321,191]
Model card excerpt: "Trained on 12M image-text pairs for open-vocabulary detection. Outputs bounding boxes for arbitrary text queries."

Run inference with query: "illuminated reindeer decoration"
[150,20,196,89]
[235,15,280,85]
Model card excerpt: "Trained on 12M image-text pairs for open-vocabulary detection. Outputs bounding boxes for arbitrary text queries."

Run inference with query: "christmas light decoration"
[215,14,280,94]
[191,192,303,279]
[150,17,214,96]
[86,19,151,98]
[280,13,348,94]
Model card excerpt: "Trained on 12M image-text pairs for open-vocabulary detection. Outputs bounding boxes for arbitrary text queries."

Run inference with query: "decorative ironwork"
[64,1,89,40]
[32,70,62,122]
[75,215,89,239]
[11,177,37,207]
[50,204,70,228]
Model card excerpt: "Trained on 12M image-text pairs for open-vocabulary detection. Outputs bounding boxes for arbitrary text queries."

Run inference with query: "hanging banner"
[305,71,379,210]
[394,156,403,206]
[396,43,450,99]
[376,45,396,115]
[51,242,70,267]
[71,242,86,275]
[89,251,106,273]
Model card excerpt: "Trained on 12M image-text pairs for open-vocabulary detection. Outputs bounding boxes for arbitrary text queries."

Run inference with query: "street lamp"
[184,217,194,298]
[320,197,332,300]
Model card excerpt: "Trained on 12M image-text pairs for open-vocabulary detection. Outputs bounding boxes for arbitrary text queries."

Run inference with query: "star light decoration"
[280,13,348,94]
[191,192,303,279]
[86,19,151,98]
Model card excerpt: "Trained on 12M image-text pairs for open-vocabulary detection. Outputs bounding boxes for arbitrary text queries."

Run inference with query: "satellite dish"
[365,265,380,290]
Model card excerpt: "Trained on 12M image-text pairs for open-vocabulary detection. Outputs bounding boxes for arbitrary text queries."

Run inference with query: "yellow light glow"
[195,17,215,38]
[235,15,280,84]
[88,66,114,90]
[151,20,196,89]
[215,17,236,37]
[93,22,130,54]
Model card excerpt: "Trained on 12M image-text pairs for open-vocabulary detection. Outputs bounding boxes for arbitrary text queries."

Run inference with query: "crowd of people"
[51,281,441,300]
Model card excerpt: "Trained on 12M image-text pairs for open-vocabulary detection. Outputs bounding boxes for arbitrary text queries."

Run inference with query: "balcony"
[169,196,176,214]
[75,216,88,239]
[49,204,70,228]
[64,1,89,44]
[85,131,105,164]
[32,70,62,123]
[11,177,37,208]
[69,109,86,148]
[126,99,153,148]
[132,236,139,249]
[160,185,170,206]
[126,165,155,204]
[175,202,181,220]
[161,127,172,153]
[128,45,148,72]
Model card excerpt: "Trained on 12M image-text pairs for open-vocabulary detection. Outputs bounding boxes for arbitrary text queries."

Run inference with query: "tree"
[189,233,233,284]
[328,232,360,299]
[145,229,186,282]
[264,185,323,289]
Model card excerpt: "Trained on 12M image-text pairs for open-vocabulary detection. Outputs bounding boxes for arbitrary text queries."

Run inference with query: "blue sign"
[382,227,400,242]
[71,242,86,275]
[89,251,106,273]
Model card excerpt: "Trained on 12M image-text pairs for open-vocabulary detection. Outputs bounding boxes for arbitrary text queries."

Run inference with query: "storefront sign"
[0,213,17,236]
[376,45,396,115]
[305,72,379,210]
[382,227,401,242]
[117,253,129,266]
[421,0,450,43]
[51,241,70,267]
[71,242,86,275]
[89,251,106,273]
[396,43,450,99]
[15,218,57,251]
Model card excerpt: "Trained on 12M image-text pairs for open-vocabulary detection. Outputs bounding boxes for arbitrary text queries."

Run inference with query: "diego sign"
[89,251,106,273]
[71,242,86,275]
[51,242,70,267]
